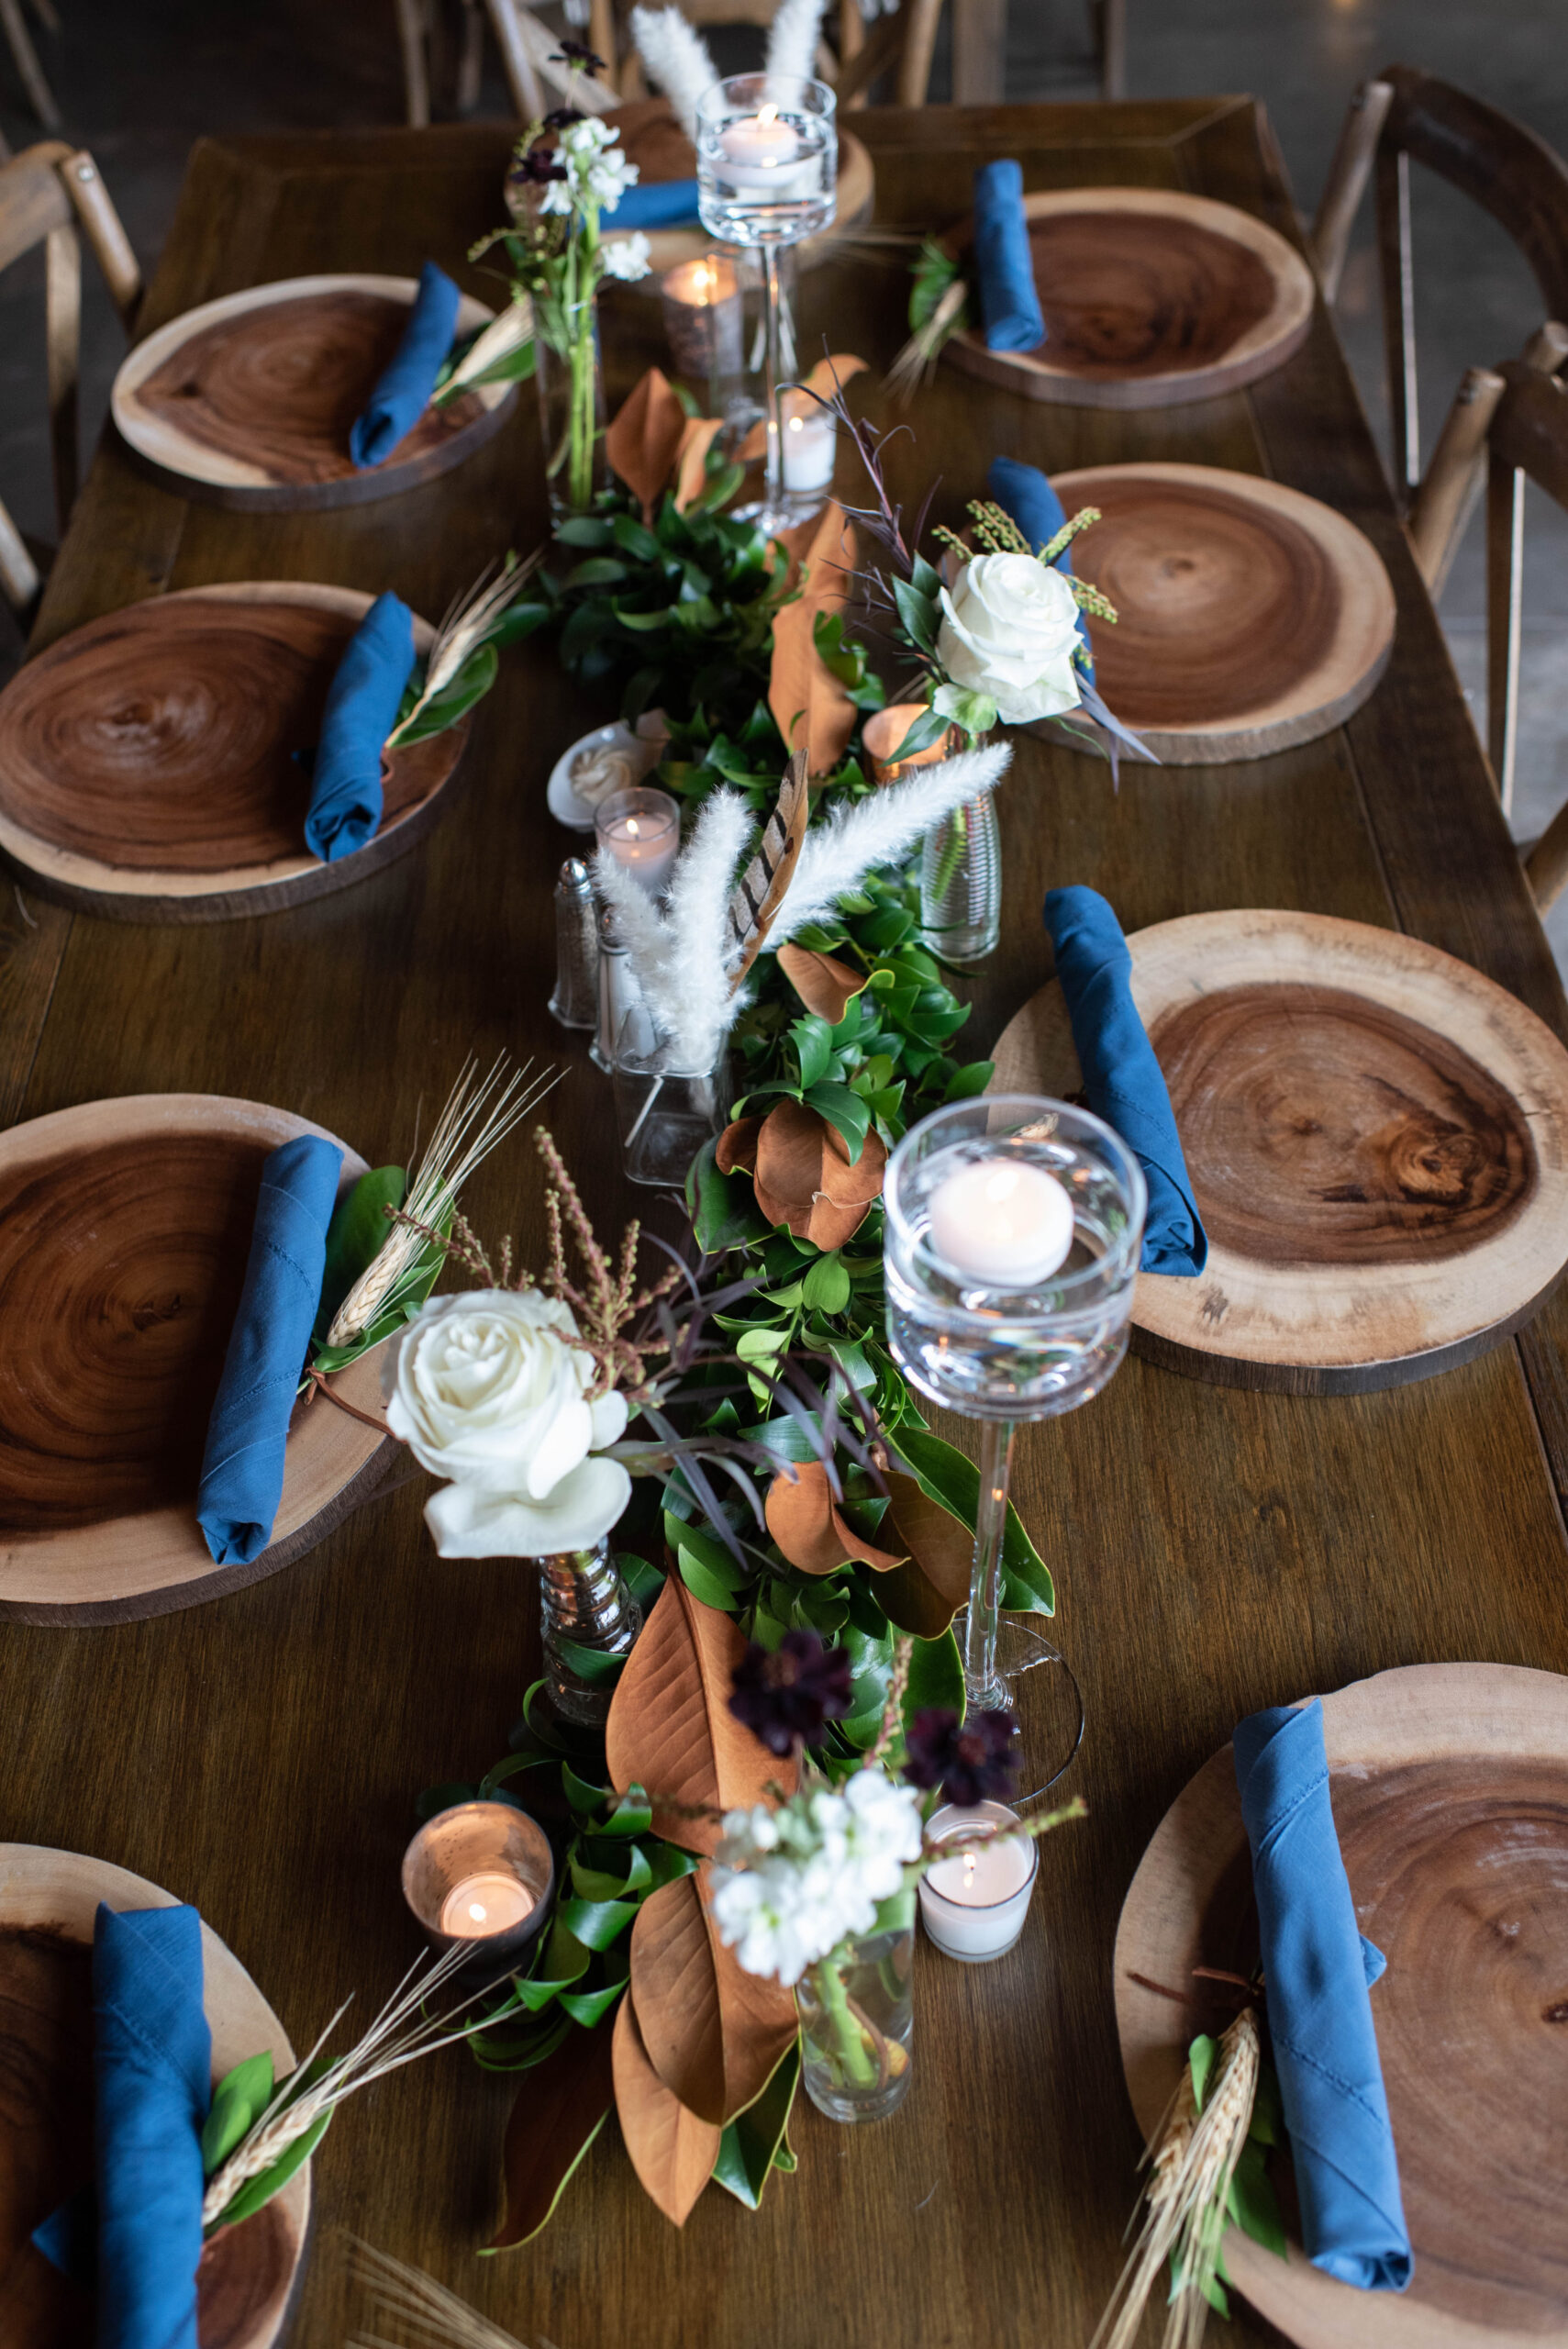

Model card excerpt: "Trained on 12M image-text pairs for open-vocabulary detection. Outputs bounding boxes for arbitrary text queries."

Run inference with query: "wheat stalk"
[325,1057,557,1349]
[342,2235,534,2349]
[384,551,545,750]
[884,277,966,404]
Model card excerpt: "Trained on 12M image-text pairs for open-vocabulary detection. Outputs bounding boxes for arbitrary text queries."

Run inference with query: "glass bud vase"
[537,1537,641,1728]
[536,295,607,523]
[612,1027,731,1188]
[795,1897,915,2123]
[919,785,1001,966]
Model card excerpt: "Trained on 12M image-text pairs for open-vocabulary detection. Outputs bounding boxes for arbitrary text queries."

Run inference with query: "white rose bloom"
[936,551,1084,726]
[384,1288,629,1558]
[600,232,652,283]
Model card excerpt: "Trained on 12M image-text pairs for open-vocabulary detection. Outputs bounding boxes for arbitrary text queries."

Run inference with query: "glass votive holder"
[402,1801,554,1971]
[917,1801,1038,1962]
[613,1024,731,1186]
[779,385,836,500]
[661,253,745,408]
[695,73,838,250]
[595,785,680,900]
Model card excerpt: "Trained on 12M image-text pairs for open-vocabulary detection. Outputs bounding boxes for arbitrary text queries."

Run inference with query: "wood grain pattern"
[991,909,1568,1392]
[599,99,875,277]
[1048,462,1396,761]
[0,585,469,921]
[112,275,514,511]
[940,185,1315,407]
[0,1844,308,2349]
[1114,1664,1568,2347]
[0,1096,392,1620]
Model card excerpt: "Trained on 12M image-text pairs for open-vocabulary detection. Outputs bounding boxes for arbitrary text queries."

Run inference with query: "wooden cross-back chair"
[1311,65,1568,504]
[0,139,140,610]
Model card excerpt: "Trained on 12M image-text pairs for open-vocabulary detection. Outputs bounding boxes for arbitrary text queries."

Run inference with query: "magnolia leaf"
[776,941,866,1024]
[485,2016,617,2249]
[612,1990,720,2228]
[800,352,868,403]
[712,2036,802,2208]
[673,416,725,513]
[314,1166,406,1346]
[200,2052,274,2176]
[767,502,859,776]
[720,1100,886,1252]
[605,1575,792,1854]
[765,1459,905,1577]
[628,1872,797,2125]
[606,366,689,522]
[880,1471,973,1624]
[893,1428,1054,1614]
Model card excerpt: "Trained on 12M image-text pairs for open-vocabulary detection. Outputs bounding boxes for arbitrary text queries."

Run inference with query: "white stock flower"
[383,1288,629,1559]
[936,551,1084,726]
[538,177,573,217]
[707,1770,923,1986]
[599,231,652,282]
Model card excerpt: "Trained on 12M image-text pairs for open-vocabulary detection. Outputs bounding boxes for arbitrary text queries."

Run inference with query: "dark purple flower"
[512,139,569,185]
[728,1631,853,1757]
[550,37,606,72]
[541,104,585,129]
[903,1707,1019,1805]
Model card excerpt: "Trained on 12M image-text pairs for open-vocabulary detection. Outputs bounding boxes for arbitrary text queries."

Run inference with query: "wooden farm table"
[5,97,1567,2349]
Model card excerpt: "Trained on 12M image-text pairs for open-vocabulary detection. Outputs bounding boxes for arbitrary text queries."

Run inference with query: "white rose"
[383,1289,629,1558]
[935,551,1084,726]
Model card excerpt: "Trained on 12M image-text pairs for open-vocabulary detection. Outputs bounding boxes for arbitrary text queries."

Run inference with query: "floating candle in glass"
[926,1156,1075,1288]
[402,1800,554,1969]
[595,785,680,898]
[917,1801,1038,1962]
[717,101,807,191]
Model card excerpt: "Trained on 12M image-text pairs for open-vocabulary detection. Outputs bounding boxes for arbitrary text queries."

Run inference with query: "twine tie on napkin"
[349,259,462,468]
[973,160,1045,354]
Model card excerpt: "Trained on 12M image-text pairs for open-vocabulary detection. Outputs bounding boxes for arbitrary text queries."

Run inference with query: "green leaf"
[557,1897,641,1951]
[201,2052,274,2176]
[894,1429,1054,1613]
[712,2037,802,2207]
[885,705,948,763]
[1227,2138,1288,2261]
[942,1060,995,1103]
[930,680,996,741]
[800,1253,851,1315]
[554,515,615,547]
[678,1549,743,1612]
[394,640,499,746]
[791,1014,834,1092]
[612,512,662,562]
[1189,2032,1218,2112]
[891,574,939,653]
[1250,2057,1284,2149]
[803,1080,871,1163]
[207,2060,333,2232]
[666,1513,749,1588]
[557,1979,628,2028]
[550,1632,628,1689]
[686,1140,770,1254]
[314,1165,406,1345]
[565,556,629,587]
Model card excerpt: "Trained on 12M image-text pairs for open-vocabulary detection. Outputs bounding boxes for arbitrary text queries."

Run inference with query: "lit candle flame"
[468,1901,487,1923]
[758,103,779,125]
[626,818,640,839]
[962,1849,976,1891]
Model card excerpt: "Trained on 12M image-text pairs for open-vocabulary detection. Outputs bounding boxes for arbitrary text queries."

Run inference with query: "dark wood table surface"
[5,95,1567,2349]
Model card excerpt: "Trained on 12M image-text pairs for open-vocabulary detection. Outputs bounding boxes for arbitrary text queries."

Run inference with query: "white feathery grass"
[629,5,718,138]
[594,787,754,1067]
[343,2236,533,2349]
[385,551,545,749]
[326,1056,556,1347]
[432,295,535,407]
[204,1946,494,2229]
[764,0,827,81]
[767,740,1011,947]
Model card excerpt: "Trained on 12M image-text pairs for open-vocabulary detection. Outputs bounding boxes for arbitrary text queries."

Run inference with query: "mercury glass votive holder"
[401,1801,554,1971]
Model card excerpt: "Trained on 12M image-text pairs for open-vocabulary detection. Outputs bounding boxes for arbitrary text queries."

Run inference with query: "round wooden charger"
[0,1842,308,2349]
[1114,1663,1568,2348]
[989,909,1568,1392]
[1044,463,1395,763]
[940,185,1315,408]
[0,1094,394,1624]
[0,584,468,922]
[111,273,514,510]
[598,97,874,278]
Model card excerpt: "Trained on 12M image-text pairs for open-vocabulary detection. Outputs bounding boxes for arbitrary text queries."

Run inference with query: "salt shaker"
[594,902,654,1073]
[549,859,599,1031]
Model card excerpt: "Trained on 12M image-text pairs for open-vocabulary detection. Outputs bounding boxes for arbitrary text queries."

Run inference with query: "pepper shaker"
[549,859,599,1031]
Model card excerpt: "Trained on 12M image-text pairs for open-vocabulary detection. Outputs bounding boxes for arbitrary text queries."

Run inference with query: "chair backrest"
[1479,362,1568,867]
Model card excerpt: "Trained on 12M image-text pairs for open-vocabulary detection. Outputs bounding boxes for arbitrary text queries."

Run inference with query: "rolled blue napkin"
[989,454,1093,678]
[973,159,1045,354]
[611,178,701,229]
[1234,1701,1413,2292]
[349,259,462,469]
[302,591,416,863]
[1043,885,1207,1275]
[196,1131,342,1564]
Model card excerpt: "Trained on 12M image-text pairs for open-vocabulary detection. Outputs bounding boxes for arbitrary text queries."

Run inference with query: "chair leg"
[951,0,1005,105]
[1375,144,1419,502]
[394,0,431,126]
[0,0,61,129]
[1486,451,1525,818]
[1310,78,1394,303]
[484,0,544,122]
[0,495,39,611]
[456,0,484,112]
[588,0,617,82]
[896,0,944,106]
[1098,0,1126,102]
[44,219,78,540]
[1407,364,1505,598]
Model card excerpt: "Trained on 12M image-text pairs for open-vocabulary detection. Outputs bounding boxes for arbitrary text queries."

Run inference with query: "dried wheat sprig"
[884,275,967,404]
[384,551,545,749]
[342,2233,533,2349]
[204,1945,495,2230]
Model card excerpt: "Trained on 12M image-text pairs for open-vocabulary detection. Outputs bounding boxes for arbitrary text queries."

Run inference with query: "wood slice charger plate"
[0,1844,308,2349]
[0,1095,393,1624]
[0,584,469,922]
[1045,463,1396,763]
[1114,1663,1568,2347]
[990,909,1568,1392]
[940,185,1315,407]
[111,273,514,510]
[597,97,874,277]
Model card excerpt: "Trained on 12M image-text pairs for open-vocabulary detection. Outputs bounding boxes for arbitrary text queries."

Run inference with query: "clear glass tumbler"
[796,1903,915,2123]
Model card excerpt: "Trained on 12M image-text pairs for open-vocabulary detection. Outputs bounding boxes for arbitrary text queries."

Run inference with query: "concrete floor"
[1,0,1565,955]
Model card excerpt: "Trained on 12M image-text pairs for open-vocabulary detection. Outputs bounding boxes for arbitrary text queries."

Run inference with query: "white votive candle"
[927,1156,1074,1286]
[718,103,806,190]
[918,1801,1038,1962]
[438,1871,536,1939]
[595,785,680,897]
[781,389,836,492]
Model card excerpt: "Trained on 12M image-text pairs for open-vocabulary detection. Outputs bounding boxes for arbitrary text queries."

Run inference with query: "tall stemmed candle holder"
[695,73,836,534]
[884,1097,1146,1742]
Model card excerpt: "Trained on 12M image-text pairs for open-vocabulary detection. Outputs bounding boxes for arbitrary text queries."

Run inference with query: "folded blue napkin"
[196,1131,342,1564]
[973,159,1045,354]
[611,178,701,229]
[1043,885,1207,1276]
[1235,1701,1412,2291]
[349,260,462,469]
[988,455,1093,678]
[302,591,416,863]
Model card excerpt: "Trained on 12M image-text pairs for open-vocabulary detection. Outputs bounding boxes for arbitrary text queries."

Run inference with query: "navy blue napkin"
[302,592,416,863]
[349,260,461,469]
[973,160,1045,354]
[1043,885,1207,1275]
[613,179,701,229]
[1234,1701,1413,2291]
[196,1132,342,1564]
[988,454,1093,678]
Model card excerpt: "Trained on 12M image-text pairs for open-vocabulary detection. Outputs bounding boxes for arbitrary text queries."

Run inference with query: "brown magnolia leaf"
[765,1459,905,1577]
[724,750,810,987]
[673,414,724,512]
[606,365,687,521]
[486,2014,617,2248]
[737,356,866,459]
[629,1872,796,2124]
[751,1098,887,1249]
[767,502,859,776]
[716,1115,762,1176]
[612,1989,720,2228]
[776,941,866,1023]
[605,1574,792,1854]
[873,1470,973,1634]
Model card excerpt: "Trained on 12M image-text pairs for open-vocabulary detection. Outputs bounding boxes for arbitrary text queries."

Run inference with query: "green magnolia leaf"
[556,1897,641,1950]
[201,2052,274,2176]
[885,705,949,763]
[558,1979,629,2028]
[687,1140,770,1254]
[551,1632,629,1688]
[801,1253,851,1315]
[712,2037,802,2207]
[677,1548,742,1613]
[792,1014,834,1092]
[314,1166,406,1346]
[893,1429,1054,1613]
[942,1060,994,1104]
[803,1079,871,1163]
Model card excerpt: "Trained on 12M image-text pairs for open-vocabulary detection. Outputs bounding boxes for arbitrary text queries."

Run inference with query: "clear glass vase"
[919,785,1001,965]
[612,1028,731,1188]
[538,1537,641,1728]
[795,1898,915,2123]
[536,295,607,523]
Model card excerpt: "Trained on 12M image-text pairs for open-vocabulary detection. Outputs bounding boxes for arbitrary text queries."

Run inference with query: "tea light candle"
[662,254,744,383]
[719,102,806,190]
[781,388,836,493]
[402,1800,554,1969]
[928,1156,1074,1286]
[918,1800,1038,1962]
[439,1872,535,1939]
[595,785,680,898]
